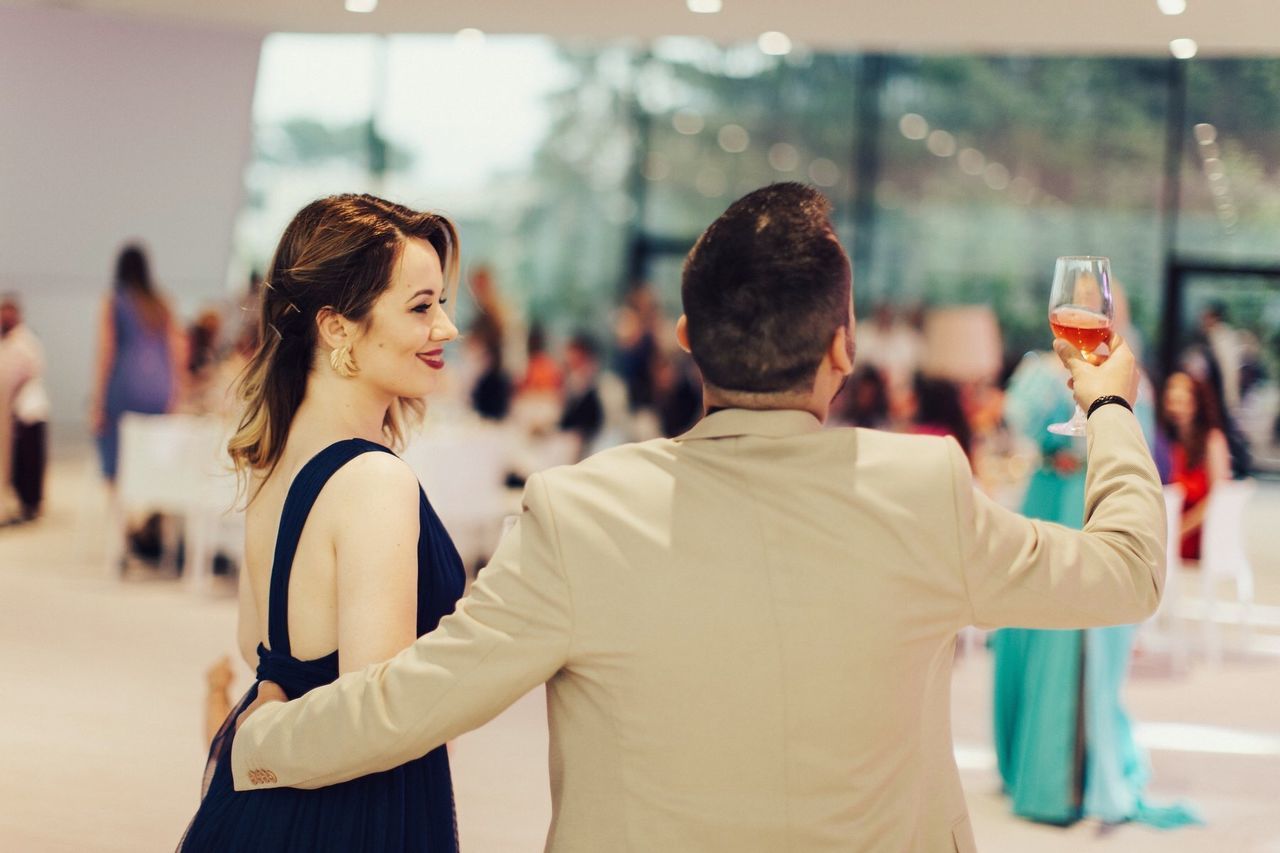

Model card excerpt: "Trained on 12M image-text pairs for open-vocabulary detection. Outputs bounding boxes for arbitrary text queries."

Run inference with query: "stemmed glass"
[1047,256,1114,436]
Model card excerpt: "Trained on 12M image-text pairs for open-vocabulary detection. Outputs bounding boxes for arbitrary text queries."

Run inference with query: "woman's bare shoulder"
[319,450,421,526]
[328,449,418,491]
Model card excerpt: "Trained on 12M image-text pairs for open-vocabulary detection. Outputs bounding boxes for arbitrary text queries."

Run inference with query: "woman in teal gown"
[991,352,1199,828]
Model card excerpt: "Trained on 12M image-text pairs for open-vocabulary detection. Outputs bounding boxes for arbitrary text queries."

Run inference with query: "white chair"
[402,423,514,573]
[115,413,241,592]
[1197,479,1257,668]
[1140,484,1188,672]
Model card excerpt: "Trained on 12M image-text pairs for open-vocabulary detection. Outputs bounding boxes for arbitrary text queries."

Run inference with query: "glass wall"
[232,34,636,333]
[866,56,1173,359]
[232,37,1280,376]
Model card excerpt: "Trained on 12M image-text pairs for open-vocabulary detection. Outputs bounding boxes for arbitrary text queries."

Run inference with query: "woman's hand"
[236,681,287,733]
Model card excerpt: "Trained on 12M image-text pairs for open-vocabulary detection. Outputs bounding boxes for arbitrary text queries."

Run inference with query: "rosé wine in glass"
[1046,256,1114,436]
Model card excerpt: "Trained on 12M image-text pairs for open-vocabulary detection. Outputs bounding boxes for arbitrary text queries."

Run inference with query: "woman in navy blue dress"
[179,195,466,852]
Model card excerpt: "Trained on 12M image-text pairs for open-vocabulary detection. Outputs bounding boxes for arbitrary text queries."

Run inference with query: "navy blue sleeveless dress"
[179,439,466,852]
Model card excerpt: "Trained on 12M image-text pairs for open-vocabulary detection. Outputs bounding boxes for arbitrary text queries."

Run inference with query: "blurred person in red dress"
[1159,371,1230,561]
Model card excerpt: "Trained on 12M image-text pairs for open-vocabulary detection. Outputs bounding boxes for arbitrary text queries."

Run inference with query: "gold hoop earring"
[330,343,359,378]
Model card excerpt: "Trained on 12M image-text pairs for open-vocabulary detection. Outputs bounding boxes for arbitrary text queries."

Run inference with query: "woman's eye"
[413,303,435,314]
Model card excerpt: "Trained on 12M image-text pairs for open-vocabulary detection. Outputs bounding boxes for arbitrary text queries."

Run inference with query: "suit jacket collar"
[674,407,824,442]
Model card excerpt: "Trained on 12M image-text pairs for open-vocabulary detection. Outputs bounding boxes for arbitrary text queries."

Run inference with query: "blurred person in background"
[830,364,890,429]
[990,338,1197,829]
[1159,371,1230,562]
[187,307,224,378]
[179,194,465,852]
[1200,302,1242,415]
[908,374,972,459]
[615,284,660,412]
[653,349,701,438]
[1183,305,1252,478]
[0,294,50,523]
[184,307,226,414]
[519,322,563,395]
[558,331,604,457]
[468,334,512,421]
[854,302,922,413]
[466,266,514,421]
[90,244,184,483]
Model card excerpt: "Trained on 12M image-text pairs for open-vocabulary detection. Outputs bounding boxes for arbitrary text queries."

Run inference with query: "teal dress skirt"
[991,354,1199,828]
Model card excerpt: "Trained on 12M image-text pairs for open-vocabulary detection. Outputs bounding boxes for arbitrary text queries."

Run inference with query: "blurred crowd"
[1,241,1275,560]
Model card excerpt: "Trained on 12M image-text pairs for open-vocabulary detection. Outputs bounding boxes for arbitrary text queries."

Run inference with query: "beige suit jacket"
[232,405,1164,852]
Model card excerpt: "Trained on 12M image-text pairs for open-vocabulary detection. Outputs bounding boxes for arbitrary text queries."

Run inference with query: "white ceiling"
[11,0,1280,56]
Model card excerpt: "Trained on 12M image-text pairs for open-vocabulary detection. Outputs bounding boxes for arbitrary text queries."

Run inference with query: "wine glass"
[1047,256,1114,436]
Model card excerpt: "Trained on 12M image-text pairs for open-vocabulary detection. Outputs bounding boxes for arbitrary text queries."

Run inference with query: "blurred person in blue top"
[90,244,184,482]
[991,284,1199,828]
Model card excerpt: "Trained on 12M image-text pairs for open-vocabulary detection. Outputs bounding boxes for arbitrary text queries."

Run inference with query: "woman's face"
[352,238,457,400]
[1162,373,1196,429]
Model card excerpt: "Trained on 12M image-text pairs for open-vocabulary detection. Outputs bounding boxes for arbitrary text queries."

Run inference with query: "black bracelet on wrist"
[1087,395,1133,418]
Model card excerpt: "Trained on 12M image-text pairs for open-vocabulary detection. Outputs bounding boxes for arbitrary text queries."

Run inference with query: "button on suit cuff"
[229,707,277,791]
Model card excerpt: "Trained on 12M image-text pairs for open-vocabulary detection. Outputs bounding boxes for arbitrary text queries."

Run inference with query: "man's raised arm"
[950,336,1166,629]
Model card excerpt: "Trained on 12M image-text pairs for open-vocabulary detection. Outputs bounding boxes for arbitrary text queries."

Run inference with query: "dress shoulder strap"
[266,438,394,656]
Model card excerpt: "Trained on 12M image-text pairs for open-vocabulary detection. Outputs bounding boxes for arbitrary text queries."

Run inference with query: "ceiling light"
[768,143,800,172]
[808,158,841,187]
[1157,0,1187,15]
[687,0,723,12]
[696,168,727,198]
[718,124,750,153]
[983,162,1011,191]
[454,28,486,47]
[643,154,671,182]
[1170,38,1198,60]
[899,113,929,141]
[758,32,792,56]
[344,0,377,12]
[957,148,985,176]
[672,109,705,135]
[926,130,957,157]
[1193,123,1217,144]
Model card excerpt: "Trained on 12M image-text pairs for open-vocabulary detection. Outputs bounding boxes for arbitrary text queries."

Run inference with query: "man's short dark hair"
[681,183,851,394]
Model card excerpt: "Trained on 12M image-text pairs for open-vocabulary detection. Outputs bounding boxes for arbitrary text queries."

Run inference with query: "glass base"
[1047,405,1088,437]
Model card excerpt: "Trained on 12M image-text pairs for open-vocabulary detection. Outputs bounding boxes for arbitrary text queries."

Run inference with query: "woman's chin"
[397,377,440,399]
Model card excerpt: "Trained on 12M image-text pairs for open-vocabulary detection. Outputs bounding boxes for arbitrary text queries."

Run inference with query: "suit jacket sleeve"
[230,472,573,790]
[949,404,1166,629]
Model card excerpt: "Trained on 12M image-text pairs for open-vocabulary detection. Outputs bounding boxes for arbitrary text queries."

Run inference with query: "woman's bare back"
[239,438,423,672]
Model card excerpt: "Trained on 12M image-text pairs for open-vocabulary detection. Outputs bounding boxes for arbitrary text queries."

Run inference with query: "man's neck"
[702,387,828,423]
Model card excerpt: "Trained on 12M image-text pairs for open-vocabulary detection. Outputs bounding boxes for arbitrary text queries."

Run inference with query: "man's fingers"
[1052,339,1086,369]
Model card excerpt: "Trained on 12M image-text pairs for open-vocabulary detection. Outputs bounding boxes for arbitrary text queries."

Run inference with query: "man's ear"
[829,325,854,375]
[315,307,352,351]
[675,314,692,354]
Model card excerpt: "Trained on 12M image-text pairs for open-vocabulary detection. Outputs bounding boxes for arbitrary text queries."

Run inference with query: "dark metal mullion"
[1158,57,1189,379]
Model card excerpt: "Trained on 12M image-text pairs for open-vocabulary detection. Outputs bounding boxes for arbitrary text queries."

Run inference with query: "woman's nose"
[430,313,458,343]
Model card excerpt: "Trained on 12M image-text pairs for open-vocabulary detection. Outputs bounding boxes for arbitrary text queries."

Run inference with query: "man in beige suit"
[232,183,1163,851]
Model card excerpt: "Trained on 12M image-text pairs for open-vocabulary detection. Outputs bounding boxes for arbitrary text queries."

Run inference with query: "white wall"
[0,6,261,430]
